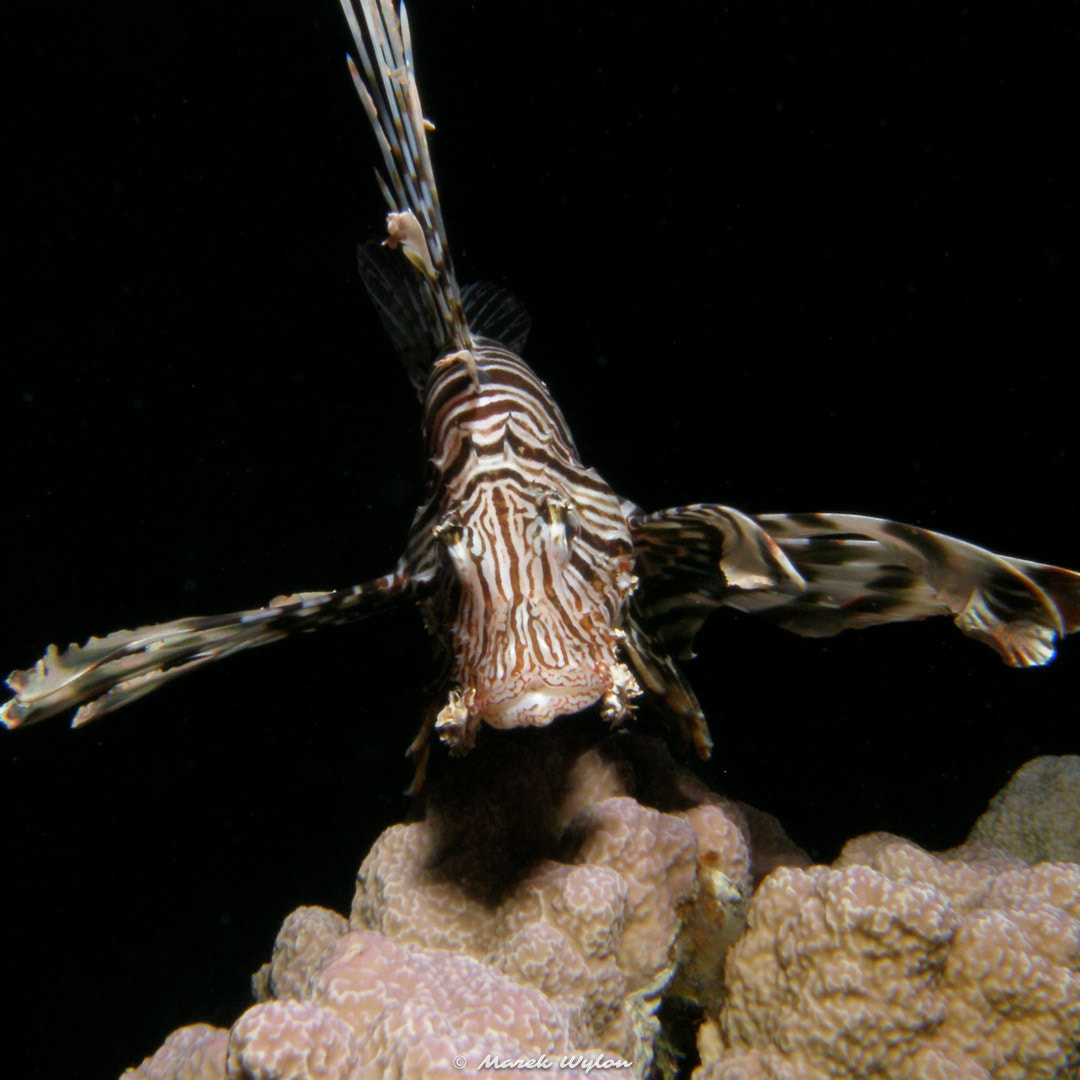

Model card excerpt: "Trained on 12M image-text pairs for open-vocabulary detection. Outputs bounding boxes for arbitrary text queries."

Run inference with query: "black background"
[2,1,1076,1076]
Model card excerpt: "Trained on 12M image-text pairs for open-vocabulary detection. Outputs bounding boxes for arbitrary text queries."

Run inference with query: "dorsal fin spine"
[340,0,473,372]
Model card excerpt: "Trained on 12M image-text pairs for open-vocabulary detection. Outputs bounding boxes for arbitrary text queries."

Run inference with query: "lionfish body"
[411,341,639,745]
[3,0,1078,772]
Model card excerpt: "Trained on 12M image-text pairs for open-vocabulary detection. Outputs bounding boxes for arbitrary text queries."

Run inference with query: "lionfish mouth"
[476,676,609,730]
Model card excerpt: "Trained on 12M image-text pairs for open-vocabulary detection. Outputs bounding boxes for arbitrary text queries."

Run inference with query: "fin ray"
[629,503,806,661]
[1,570,406,730]
[748,513,1079,667]
[629,505,1078,676]
[340,0,471,384]
[460,282,532,353]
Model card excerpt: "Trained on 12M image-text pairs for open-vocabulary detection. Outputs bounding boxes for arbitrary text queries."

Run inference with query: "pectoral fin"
[629,503,806,662]
[622,504,808,758]
[2,568,407,730]
[742,513,1080,667]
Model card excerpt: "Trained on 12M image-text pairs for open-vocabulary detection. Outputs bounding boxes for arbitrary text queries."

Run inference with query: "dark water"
[3,2,1076,1077]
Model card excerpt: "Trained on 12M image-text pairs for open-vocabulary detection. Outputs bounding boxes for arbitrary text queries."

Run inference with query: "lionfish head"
[433,486,639,731]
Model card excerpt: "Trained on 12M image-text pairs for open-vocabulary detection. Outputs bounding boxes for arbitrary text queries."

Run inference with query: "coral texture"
[122,1023,229,1080]
[667,803,752,1010]
[345,731,765,1066]
[227,999,359,1080]
[698,833,1080,1080]
[123,732,755,1080]
[966,754,1080,864]
[122,749,1078,1080]
[235,930,636,1080]
[252,906,350,1004]
[351,792,713,1060]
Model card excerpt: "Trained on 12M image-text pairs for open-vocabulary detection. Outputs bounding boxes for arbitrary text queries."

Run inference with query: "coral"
[667,804,753,1011]
[558,734,809,886]
[352,792,702,1059]
[227,924,639,1080]
[122,1023,228,1080]
[352,821,494,955]
[966,754,1080,864]
[308,930,630,1079]
[123,731,756,1079]
[227,1001,359,1080]
[120,748,1080,1080]
[699,833,1080,1080]
[253,906,349,1004]
[563,796,698,990]
[347,731,764,1064]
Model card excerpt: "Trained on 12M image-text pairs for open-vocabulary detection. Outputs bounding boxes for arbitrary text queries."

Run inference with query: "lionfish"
[3,0,1078,779]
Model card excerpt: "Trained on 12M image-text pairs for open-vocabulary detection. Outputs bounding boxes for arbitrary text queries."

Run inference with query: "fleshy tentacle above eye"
[1,568,408,731]
[628,505,1080,675]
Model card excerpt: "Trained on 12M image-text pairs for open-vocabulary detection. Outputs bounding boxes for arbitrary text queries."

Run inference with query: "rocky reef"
[122,743,1080,1080]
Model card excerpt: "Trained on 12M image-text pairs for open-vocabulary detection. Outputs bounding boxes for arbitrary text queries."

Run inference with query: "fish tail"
[339,0,472,387]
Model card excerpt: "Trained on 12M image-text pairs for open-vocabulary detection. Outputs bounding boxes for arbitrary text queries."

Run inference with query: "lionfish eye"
[536,492,577,564]
[432,514,476,583]
[432,515,465,546]
[537,492,571,527]
[433,515,472,562]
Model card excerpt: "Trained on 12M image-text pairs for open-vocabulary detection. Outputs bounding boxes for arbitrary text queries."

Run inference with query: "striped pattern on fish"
[2,0,1077,780]
[408,342,638,748]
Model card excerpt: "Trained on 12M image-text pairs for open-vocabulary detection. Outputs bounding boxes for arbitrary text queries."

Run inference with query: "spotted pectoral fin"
[740,513,1080,667]
[1,568,407,730]
[629,504,807,661]
[622,504,807,760]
